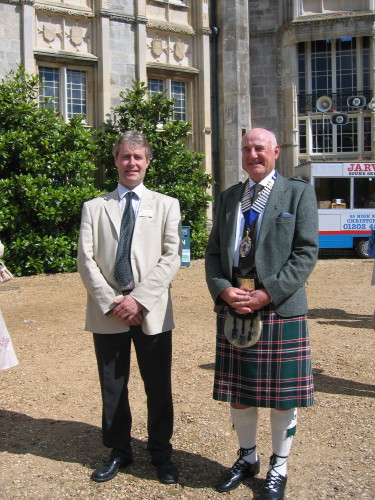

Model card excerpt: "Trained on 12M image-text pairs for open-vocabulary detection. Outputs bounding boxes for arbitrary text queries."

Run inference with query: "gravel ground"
[0,257,374,499]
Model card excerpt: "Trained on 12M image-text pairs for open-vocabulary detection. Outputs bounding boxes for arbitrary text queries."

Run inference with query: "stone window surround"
[35,54,96,126]
[295,0,374,17]
[152,0,188,8]
[147,69,195,124]
[148,75,188,121]
[35,0,93,15]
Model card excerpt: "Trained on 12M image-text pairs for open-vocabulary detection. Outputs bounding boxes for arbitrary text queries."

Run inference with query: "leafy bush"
[0,72,212,275]
[96,81,213,259]
[0,68,101,275]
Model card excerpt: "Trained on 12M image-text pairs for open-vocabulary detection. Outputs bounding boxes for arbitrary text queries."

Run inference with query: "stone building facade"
[0,0,212,186]
[213,0,375,190]
[1,0,375,200]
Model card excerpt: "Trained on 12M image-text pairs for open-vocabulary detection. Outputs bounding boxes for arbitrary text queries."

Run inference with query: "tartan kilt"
[213,305,314,409]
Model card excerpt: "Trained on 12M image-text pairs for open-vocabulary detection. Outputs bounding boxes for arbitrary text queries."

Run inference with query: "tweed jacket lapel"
[257,175,290,247]
[225,183,243,274]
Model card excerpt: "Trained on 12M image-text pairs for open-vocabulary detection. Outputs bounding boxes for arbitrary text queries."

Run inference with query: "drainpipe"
[210,0,221,206]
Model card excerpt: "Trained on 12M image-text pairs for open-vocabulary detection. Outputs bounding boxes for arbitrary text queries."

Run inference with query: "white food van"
[294,162,375,258]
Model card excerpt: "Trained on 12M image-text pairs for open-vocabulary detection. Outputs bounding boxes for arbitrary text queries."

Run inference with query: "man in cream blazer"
[78,131,182,485]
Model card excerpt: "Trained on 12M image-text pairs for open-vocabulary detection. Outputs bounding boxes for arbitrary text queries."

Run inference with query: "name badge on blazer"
[138,209,153,217]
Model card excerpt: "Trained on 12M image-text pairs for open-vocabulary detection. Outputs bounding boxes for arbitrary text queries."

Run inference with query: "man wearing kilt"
[205,128,318,500]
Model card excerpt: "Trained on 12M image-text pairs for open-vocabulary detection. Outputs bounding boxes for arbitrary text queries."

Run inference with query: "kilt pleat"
[213,306,314,408]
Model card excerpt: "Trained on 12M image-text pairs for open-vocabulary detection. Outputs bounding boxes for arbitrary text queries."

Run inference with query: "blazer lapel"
[103,189,122,239]
[132,187,154,238]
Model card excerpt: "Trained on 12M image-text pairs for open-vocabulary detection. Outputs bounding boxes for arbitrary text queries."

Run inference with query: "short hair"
[269,131,278,148]
[112,131,153,161]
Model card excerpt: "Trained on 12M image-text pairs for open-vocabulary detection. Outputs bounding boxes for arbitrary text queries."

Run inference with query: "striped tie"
[238,184,263,274]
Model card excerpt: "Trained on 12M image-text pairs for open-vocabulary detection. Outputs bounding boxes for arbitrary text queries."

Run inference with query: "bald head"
[241,128,280,182]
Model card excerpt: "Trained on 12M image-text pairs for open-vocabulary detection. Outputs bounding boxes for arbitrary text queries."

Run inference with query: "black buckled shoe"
[216,448,260,493]
[260,470,287,500]
[91,457,133,483]
[154,459,179,484]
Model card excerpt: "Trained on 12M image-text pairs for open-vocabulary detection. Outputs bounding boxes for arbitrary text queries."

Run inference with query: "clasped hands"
[112,295,143,326]
[220,286,271,314]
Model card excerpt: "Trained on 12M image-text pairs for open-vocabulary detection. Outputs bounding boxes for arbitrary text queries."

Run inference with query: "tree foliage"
[0,72,212,276]
[0,68,101,275]
[97,81,213,259]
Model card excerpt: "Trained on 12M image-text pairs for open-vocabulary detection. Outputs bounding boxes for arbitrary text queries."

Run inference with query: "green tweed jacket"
[205,173,319,317]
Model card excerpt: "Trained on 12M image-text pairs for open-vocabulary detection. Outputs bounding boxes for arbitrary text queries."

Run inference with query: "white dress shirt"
[117,182,144,216]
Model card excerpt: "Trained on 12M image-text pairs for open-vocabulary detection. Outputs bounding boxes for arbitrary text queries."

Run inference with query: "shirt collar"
[249,169,275,188]
[117,182,144,200]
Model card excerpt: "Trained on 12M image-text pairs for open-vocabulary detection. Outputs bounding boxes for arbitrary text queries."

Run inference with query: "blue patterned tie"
[114,192,135,289]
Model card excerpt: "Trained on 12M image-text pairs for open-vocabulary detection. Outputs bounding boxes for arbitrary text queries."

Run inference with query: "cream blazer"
[78,187,182,335]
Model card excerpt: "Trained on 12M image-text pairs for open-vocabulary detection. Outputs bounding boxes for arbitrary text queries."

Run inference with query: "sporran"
[224,306,262,348]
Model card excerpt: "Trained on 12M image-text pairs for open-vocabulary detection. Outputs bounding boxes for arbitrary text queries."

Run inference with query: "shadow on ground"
[0,409,260,490]
[308,308,372,329]
[313,368,375,398]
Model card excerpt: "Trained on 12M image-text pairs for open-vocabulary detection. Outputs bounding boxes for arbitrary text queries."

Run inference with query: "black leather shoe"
[216,457,260,492]
[259,471,287,500]
[91,457,133,483]
[155,459,179,484]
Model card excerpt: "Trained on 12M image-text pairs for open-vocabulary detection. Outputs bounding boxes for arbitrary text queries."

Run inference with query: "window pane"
[67,70,87,119]
[311,40,332,95]
[148,78,164,95]
[355,178,375,208]
[364,116,371,153]
[362,37,370,91]
[336,37,356,95]
[312,118,332,153]
[171,80,186,121]
[298,43,306,94]
[299,120,307,153]
[314,177,351,206]
[336,118,357,153]
[39,67,59,110]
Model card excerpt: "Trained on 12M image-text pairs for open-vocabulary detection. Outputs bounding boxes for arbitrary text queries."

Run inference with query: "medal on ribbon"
[239,228,252,257]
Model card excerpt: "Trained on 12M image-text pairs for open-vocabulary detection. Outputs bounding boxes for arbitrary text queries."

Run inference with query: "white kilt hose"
[214,305,314,409]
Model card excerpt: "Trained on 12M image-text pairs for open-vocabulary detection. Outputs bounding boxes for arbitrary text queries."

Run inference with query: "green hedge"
[0,71,213,275]
[0,68,100,275]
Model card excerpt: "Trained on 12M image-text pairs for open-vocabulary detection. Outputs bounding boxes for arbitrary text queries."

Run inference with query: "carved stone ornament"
[43,23,57,43]
[70,26,84,46]
[174,40,186,61]
[151,37,163,57]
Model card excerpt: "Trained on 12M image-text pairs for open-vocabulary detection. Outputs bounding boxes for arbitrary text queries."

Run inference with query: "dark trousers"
[93,327,173,464]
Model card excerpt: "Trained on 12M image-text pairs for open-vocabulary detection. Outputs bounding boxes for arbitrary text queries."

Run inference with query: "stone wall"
[215,0,251,189]
[107,18,136,109]
[0,4,21,76]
